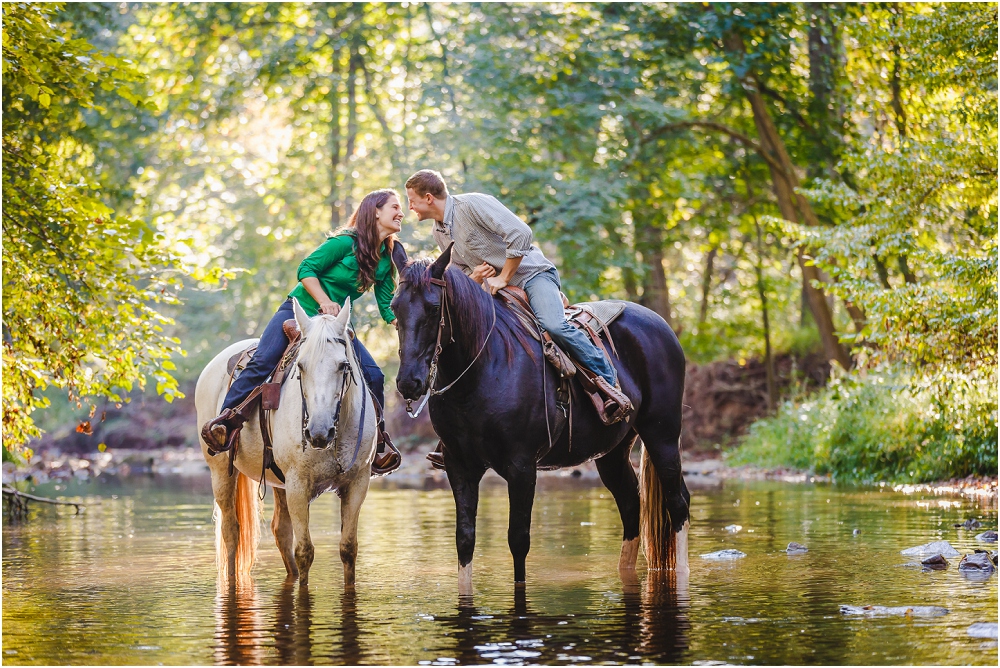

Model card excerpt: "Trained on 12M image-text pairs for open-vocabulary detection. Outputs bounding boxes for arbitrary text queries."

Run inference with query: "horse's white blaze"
[197,296,376,586]
[458,563,473,596]
[619,537,640,571]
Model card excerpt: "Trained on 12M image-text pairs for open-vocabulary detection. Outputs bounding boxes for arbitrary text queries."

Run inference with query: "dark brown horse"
[391,246,689,594]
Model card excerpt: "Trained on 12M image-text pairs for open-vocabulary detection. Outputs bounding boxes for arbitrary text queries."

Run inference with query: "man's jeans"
[523,268,617,385]
[222,298,385,415]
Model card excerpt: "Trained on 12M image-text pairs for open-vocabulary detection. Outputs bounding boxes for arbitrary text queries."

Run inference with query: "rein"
[405,275,497,418]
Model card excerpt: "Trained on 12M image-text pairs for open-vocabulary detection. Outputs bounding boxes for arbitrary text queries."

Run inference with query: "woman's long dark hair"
[347,188,398,291]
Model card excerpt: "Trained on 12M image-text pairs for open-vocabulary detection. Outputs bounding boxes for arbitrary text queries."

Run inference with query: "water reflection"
[214,582,266,666]
[2,477,996,665]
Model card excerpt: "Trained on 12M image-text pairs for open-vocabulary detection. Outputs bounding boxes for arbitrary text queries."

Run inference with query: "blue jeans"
[222,299,386,417]
[523,268,616,385]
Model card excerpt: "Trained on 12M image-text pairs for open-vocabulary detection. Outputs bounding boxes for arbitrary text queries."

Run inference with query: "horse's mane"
[399,260,537,365]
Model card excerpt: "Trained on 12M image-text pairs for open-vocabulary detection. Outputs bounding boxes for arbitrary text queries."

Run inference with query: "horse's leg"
[338,473,371,587]
[210,464,240,580]
[636,424,691,574]
[595,431,641,573]
[271,487,298,581]
[283,479,315,586]
[445,461,485,597]
[504,465,537,585]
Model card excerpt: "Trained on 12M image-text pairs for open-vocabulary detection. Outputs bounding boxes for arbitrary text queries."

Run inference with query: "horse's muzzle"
[304,426,336,450]
[396,375,426,402]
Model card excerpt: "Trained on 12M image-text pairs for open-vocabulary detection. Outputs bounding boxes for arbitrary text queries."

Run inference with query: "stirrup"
[201,408,246,456]
[593,377,634,425]
[426,441,446,471]
[372,430,401,476]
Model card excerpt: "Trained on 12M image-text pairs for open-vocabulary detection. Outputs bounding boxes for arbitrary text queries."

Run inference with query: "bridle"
[404,274,497,418]
[297,331,368,469]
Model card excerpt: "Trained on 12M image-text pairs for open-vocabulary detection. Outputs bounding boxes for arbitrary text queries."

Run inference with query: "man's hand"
[318,301,341,316]
[485,275,508,295]
[470,262,496,285]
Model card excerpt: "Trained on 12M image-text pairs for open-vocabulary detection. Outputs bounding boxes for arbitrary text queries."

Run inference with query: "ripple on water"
[2,477,997,665]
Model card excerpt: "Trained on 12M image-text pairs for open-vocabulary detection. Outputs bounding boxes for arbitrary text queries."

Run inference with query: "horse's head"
[391,245,453,401]
[292,296,356,449]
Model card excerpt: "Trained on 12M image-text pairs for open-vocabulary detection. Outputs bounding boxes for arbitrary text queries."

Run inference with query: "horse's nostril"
[326,427,336,441]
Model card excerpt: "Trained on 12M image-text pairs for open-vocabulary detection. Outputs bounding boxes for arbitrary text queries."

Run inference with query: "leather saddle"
[494,286,632,426]
[211,319,304,484]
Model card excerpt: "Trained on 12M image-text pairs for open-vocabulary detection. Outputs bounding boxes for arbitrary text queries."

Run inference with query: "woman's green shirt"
[287,232,396,323]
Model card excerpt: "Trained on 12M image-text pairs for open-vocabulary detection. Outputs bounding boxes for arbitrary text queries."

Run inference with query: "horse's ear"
[293,297,312,336]
[429,242,453,280]
[335,297,351,331]
[389,236,408,274]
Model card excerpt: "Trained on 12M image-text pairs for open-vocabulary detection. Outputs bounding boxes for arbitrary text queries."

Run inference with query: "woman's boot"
[371,422,401,475]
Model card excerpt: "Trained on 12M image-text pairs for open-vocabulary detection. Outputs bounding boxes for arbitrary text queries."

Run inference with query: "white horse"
[195,297,377,587]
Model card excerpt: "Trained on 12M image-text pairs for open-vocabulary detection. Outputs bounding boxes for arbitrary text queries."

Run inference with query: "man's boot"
[426,441,446,471]
[200,408,248,456]
[592,375,634,425]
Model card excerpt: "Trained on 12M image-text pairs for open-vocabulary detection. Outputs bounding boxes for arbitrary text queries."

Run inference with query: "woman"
[201,188,404,475]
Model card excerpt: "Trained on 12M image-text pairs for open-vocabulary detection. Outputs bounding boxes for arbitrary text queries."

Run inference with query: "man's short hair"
[405,169,449,199]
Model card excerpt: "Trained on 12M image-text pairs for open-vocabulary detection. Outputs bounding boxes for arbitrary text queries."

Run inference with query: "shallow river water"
[3,474,997,665]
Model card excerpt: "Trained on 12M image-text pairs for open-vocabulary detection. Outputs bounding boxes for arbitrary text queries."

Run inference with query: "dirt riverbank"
[6,443,995,507]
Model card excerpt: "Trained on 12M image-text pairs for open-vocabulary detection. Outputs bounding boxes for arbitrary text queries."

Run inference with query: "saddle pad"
[570,300,628,329]
[227,344,257,378]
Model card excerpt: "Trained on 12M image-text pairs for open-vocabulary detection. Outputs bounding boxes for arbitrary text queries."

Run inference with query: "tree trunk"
[343,45,360,216]
[753,216,777,409]
[636,219,676,331]
[698,246,717,324]
[329,46,343,228]
[807,3,844,178]
[723,30,852,369]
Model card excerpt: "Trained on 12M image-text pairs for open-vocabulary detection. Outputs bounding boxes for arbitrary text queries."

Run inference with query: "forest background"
[3,1,996,483]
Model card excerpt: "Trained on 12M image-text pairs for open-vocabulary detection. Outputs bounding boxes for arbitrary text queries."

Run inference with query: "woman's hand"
[318,301,341,316]
[470,262,496,284]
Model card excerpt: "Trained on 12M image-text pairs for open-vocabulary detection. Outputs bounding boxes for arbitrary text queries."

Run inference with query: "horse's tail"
[639,444,676,571]
[214,471,261,582]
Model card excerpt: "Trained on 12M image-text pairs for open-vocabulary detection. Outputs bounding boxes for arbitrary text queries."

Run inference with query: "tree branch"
[639,120,787,176]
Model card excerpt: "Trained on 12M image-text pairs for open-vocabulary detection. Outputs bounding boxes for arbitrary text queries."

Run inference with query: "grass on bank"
[727,365,998,484]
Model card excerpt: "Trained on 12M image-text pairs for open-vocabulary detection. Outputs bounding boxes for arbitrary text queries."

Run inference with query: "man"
[405,169,633,467]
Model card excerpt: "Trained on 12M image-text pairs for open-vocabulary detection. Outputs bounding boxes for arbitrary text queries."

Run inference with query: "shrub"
[728,366,998,483]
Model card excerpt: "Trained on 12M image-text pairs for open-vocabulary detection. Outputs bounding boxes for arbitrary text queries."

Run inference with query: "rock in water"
[967,623,999,639]
[724,524,742,533]
[974,530,997,543]
[700,549,747,560]
[921,554,949,569]
[954,519,982,530]
[840,605,949,618]
[852,528,862,536]
[786,542,808,554]
[959,552,996,575]
[900,540,961,558]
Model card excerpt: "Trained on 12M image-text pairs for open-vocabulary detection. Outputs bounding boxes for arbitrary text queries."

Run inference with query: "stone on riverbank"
[701,549,746,560]
[786,542,808,554]
[967,623,999,639]
[840,605,949,618]
[900,540,961,558]
[974,530,997,543]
